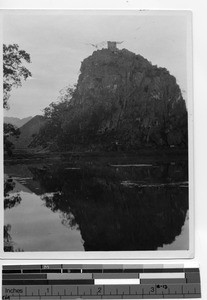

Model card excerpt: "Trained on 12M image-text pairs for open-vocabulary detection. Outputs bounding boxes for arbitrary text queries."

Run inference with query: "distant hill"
[4,116,33,128]
[10,115,46,149]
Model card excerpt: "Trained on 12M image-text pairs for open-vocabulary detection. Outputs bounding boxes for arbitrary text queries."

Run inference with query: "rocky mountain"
[4,116,32,128]
[10,115,46,149]
[33,47,188,151]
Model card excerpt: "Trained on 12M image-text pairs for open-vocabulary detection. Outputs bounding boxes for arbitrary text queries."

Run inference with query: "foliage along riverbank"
[4,147,188,165]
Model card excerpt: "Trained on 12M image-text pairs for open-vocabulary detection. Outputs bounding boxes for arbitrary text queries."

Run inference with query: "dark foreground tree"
[3,44,32,155]
[3,44,32,109]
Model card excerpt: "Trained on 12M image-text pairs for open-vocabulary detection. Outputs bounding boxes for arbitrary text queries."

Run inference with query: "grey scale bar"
[3,265,41,270]
[40,269,61,273]
[3,274,47,280]
[82,264,103,269]
[3,265,200,271]
[123,269,144,273]
[3,279,94,285]
[93,273,138,279]
[21,266,42,269]
[62,265,83,269]
[143,269,184,273]
[82,269,102,273]
[103,269,123,273]
[140,279,186,284]
[22,269,42,273]
[103,265,124,269]
[41,265,62,269]
[3,270,22,274]
[185,272,200,283]
[123,296,143,299]
[63,269,81,273]
[184,268,200,273]
[3,265,22,270]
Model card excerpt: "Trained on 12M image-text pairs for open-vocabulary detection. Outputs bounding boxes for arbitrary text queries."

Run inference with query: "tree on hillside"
[32,85,75,149]
[4,123,20,156]
[3,44,32,109]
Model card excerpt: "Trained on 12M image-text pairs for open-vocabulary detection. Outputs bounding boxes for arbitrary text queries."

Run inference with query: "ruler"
[2,264,201,299]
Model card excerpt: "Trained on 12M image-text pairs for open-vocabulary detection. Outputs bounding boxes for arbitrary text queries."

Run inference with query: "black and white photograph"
[2,10,192,255]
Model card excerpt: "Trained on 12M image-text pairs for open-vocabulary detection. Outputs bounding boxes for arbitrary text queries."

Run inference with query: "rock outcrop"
[34,48,188,152]
[60,48,188,151]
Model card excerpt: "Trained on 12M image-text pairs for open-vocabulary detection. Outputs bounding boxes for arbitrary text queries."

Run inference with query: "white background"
[0,0,207,299]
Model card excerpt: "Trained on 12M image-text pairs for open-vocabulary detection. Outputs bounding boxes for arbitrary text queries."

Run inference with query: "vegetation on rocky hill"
[29,48,188,152]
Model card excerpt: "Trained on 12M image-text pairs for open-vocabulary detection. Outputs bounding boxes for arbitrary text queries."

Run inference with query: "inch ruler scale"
[2,264,201,299]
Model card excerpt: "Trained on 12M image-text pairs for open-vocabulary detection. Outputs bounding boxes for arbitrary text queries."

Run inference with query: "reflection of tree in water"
[4,177,22,210]
[4,224,24,252]
[31,162,188,251]
[4,177,15,195]
[4,177,23,251]
[4,194,22,210]
[4,177,22,209]
[4,224,14,252]
[43,192,77,230]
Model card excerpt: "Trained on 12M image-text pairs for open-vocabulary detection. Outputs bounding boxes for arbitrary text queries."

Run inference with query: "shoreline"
[4,149,188,166]
[4,147,188,163]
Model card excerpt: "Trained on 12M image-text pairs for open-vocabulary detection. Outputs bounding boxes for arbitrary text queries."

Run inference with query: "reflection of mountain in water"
[30,161,188,251]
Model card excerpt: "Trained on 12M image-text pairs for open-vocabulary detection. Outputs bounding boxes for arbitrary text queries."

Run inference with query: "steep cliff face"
[59,48,187,151]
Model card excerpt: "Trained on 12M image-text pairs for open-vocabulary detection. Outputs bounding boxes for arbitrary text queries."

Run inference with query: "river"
[4,155,189,252]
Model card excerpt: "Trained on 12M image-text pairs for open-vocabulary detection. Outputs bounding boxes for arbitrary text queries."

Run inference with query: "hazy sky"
[3,10,189,118]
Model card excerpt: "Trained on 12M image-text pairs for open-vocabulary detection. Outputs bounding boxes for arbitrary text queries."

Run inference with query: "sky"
[3,10,190,118]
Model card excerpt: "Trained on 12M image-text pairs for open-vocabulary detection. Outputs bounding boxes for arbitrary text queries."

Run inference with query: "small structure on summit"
[86,41,123,50]
[107,41,117,50]
[107,41,123,51]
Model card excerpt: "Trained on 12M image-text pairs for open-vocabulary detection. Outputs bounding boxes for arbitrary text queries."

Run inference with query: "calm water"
[4,156,189,252]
